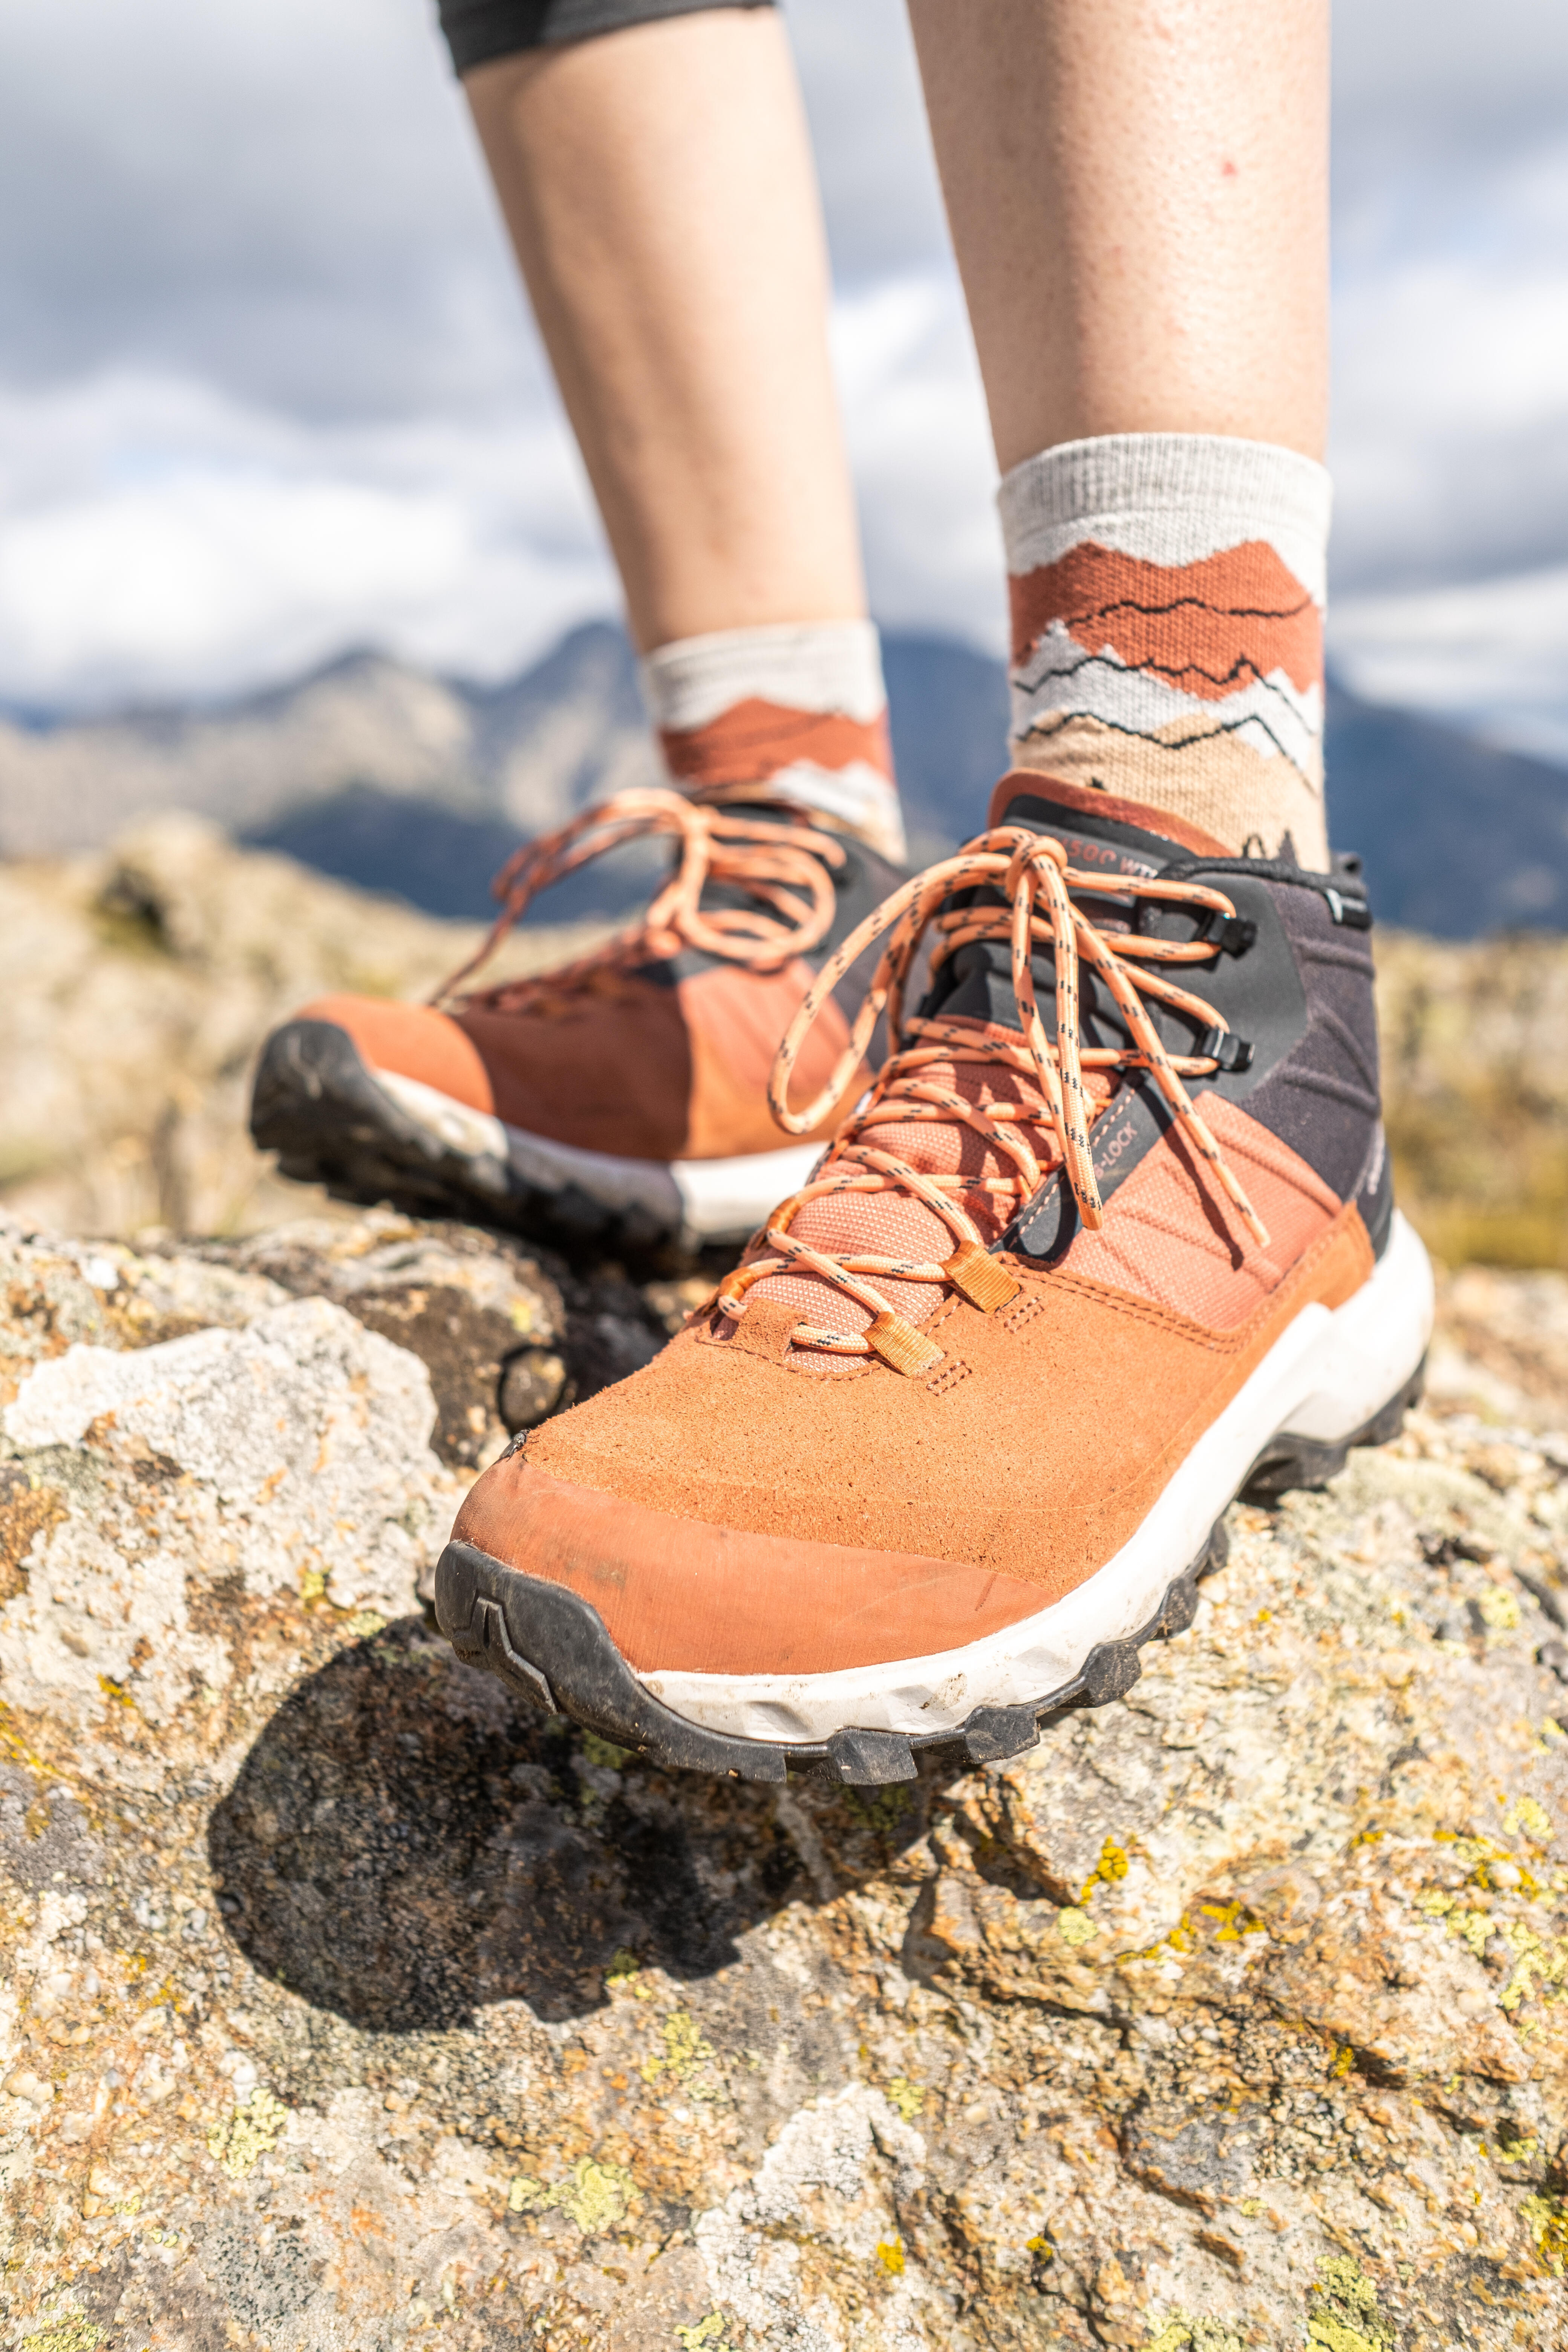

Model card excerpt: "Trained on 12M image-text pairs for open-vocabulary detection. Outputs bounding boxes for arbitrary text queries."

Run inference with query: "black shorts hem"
[439,0,774,78]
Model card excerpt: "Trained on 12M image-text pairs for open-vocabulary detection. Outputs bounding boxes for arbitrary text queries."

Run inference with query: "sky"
[1,0,1565,759]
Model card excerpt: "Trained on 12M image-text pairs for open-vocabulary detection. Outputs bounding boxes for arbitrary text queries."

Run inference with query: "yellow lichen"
[1079,1837,1132,1902]
[885,2075,925,2121]
[559,2157,637,2233]
[1497,1919,1568,2012]
[841,1784,910,1835]
[205,2086,287,2180]
[642,2009,718,2094]
[1196,1897,1269,1946]
[876,2237,905,2275]
[1505,1796,1555,1847]
[675,2318,733,2351]
[0,1702,50,1776]
[344,1609,387,1638]
[1447,1907,1492,1957]
[1306,2256,1395,2352]
[19,2323,107,2352]
[1057,1906,1096,1946]
[298,1565,328,1605]
[579,1730,633,1769]
[1477,1586,1521,1631]
[1308,2323,1380,2352]
[1522,2191,1568,2275]
[509,2156,639,2234]
[606,1947,658,2000]
[1144,2320,1243,2352]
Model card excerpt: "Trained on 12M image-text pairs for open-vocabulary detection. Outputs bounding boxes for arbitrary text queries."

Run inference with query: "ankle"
[1000,433,1332,869]
[640,619,907,867]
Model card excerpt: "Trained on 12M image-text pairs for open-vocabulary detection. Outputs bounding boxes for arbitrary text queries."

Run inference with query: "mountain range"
[2,621,1563,939]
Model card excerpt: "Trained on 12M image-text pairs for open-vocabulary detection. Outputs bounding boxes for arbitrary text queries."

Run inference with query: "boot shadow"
[208,1614,945,2032]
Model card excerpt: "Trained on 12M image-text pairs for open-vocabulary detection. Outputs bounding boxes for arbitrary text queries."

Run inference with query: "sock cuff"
[640,619,887,733]
[998,432,1332,606]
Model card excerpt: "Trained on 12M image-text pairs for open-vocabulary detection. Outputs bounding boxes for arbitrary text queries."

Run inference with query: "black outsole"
[250,1018,686,1256]
[1239,1357,1424,1501]
[433,1525,1222,1787]
[431,1355,1426,1787]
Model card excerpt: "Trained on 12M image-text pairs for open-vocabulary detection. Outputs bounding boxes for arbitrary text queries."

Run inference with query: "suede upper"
[456,1194,1374,1673]
[450,768,1389,1679]
[302,959,857,1161]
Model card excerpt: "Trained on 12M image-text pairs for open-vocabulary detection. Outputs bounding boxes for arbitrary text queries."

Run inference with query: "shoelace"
[430,785,847,1012]
[717,824,1270,1373]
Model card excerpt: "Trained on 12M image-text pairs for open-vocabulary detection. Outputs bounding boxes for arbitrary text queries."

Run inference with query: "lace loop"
[725,824,1270,1365]
[430,786,848,1013]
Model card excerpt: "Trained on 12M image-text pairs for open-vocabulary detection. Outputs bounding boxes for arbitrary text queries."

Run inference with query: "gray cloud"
[0,0,534,418]
[0,0,1563,714]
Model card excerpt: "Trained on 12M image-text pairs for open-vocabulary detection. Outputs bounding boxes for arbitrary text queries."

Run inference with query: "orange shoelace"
[717,823,1270,1373]
[430,785,847,1013]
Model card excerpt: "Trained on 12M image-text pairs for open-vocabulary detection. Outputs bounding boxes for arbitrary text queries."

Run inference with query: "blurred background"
[1,0,1566,1273]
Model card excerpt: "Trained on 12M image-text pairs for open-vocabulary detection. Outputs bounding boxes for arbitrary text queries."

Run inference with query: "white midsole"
[642,1212,1435,1743]
[371,1067,820,1245]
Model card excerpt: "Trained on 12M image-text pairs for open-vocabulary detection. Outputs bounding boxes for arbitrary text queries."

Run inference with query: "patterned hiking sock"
[640,619,906,866]
[1000,433,1332,868]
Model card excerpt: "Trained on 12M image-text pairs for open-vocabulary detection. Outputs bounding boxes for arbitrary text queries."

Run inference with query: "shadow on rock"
[209,1616,928,2032]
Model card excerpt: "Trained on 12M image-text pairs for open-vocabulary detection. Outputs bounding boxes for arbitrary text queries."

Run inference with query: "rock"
[4,1215,1568,2346]
[3,820,1568,1277]
[0,814,606,1240]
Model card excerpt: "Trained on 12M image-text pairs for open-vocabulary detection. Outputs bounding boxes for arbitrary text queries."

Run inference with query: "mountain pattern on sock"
[1000,433,1332,868]
[641,619,906,865]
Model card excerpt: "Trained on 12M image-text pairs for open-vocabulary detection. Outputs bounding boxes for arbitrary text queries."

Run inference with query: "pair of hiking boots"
[253,768,1432,1787]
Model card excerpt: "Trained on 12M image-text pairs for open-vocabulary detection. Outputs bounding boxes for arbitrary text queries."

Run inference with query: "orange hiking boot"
[250,789,905,1252]
[435,772,1434,1783]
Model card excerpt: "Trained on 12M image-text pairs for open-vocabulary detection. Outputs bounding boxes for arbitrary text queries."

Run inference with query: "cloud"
[0,372,614,710]
[1331,565,1568,768]
[0,276,1006,712]
[787,0,950,286]
[0,0,1563,733]
[1332,0,1568,177]
[0,0,529,418]
[832,276,1004,653]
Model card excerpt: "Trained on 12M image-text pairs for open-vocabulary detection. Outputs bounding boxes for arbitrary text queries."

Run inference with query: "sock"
[1000,433,1331,868]
[640,620,906,866]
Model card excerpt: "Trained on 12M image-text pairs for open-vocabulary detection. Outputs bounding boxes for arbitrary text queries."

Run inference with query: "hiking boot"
[434,771,1434,1783]
[250,788,904,1252]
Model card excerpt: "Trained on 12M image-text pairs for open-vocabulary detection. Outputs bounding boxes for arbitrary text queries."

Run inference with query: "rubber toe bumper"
[432,1524,1225,1785]
[430,1359,1425,1785]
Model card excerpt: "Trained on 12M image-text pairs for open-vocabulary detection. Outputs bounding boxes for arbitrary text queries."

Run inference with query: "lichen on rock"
[4,1207,1568,2346]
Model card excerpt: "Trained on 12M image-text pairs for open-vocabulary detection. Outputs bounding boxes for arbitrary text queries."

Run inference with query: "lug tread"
[433,1519,1232,1786]
[251,1018,691,1255]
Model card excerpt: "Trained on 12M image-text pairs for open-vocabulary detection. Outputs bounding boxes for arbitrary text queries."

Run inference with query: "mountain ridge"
[2,621,1563,939]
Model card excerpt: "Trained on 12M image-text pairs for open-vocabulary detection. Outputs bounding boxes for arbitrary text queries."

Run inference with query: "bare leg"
[466,11,865,655]
[905,0,1329,470]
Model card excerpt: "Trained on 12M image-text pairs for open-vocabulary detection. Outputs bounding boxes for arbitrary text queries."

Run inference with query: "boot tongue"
[988,769,1232,871]
[737,773,1208,1355]
[925,771,1222,1036]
